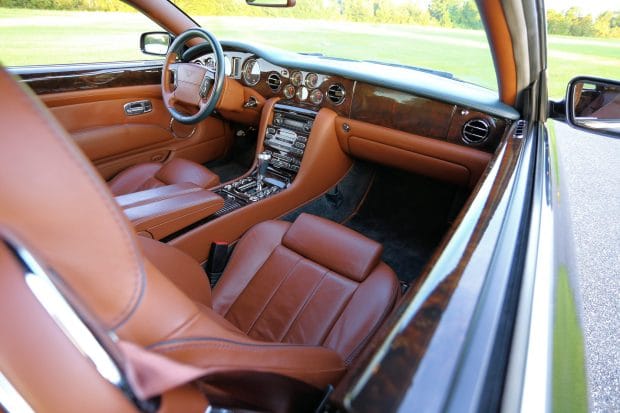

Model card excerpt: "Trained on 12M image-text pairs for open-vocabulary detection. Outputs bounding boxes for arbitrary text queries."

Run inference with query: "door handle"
[124,100,152,116]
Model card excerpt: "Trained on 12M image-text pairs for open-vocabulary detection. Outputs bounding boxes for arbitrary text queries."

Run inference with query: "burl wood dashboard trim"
[19,65,162,95]
[350,83,508,153]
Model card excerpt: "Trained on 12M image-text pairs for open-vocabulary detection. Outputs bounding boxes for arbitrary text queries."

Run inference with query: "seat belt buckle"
[205,241,230,287]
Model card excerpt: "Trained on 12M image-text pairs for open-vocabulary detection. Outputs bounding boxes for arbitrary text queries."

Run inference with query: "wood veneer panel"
[20,65,162,95]
[350,83,456,139]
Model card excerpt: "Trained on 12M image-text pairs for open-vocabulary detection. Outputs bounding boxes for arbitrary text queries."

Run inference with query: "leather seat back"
[213,213,400,364]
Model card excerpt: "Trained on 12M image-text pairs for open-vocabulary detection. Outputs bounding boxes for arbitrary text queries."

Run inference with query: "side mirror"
[567,76,620,137]
[246,0,296,7]
[140,32,172,56]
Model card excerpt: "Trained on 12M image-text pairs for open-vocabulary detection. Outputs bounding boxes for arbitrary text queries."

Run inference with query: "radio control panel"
[263,104,316,175]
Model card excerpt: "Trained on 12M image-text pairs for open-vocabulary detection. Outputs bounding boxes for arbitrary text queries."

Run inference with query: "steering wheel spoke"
[161,28,225,125]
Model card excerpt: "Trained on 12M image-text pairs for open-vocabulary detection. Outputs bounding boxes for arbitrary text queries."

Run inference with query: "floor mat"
[344,167,466,284]
[205,129,257,183]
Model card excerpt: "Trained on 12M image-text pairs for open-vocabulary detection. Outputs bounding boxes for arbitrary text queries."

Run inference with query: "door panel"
[16,64,232,180]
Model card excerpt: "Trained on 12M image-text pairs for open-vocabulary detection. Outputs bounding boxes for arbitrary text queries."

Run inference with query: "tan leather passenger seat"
[211,213,400,364]
[141,213,400,365]
[108,158,220,196]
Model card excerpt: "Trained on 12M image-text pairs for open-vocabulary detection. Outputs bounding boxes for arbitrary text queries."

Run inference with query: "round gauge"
[290,71,303,87]
[305,72,319,89]
[242,59,261,86]
[283,84,296,100]
[205,57,215,70]
[309,88,324,105]
[296,86,309,101]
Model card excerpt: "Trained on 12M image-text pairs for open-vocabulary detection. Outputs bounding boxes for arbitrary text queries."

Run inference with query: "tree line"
[1,0,618,38]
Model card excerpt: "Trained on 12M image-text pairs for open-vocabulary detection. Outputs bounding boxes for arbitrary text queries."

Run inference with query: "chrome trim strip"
[345,134,509,407]
[501,124,554,413]
[0,372,35,413]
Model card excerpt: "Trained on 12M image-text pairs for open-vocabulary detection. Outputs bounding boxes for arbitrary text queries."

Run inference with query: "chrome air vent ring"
[462,118,491,144]
[267,72,282,92]
[327,83,346,105]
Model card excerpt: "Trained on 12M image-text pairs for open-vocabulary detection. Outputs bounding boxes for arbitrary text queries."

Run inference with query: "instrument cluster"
[193,51,346,109]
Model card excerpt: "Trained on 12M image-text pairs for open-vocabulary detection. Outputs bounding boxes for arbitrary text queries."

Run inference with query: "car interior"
[0,0,527,411]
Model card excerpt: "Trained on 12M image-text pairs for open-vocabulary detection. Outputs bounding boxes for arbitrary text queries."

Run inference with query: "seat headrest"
[282,213,383,282]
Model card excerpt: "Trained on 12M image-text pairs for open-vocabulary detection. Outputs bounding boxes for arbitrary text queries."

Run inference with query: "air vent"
[514,120,526,139]
[462,119,490,144]
[267,73,282,92]
[327,83,346,105]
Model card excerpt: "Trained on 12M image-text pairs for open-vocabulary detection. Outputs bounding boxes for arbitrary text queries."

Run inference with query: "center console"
[214,103,316,216]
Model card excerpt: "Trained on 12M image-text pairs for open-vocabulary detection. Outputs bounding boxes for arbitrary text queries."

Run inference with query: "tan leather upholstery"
[212,213,400,364]
[117,183,225,240]
[108,157,220,196]
[0,68,401,411]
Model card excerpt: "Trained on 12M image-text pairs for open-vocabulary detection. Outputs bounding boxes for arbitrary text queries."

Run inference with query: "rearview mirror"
[567,76,620,137]
[246,0,296,7]
[140,32,172,56]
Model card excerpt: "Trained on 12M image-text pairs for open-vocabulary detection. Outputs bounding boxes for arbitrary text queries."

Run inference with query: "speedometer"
[242,59,261,86]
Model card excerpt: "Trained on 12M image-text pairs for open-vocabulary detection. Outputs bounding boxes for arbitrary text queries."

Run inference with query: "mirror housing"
[246,0,296,7]
[140,32,172,56]
[567,76,620,137]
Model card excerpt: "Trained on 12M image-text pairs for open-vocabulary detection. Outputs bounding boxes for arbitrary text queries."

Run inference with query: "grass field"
[1,8,619,98]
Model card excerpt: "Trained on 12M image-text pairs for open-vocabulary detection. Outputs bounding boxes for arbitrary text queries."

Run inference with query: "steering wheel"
[162,28,225,125]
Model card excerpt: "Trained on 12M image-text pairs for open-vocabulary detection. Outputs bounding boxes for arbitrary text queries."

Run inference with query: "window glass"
[182,0,499,91]
[0,1,162,66]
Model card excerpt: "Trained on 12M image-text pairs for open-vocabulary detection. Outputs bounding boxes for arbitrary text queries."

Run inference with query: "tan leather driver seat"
[0,69,399,410]
[108,158,220,196]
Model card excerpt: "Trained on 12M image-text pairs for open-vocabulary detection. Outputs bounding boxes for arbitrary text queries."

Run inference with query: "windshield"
[177,0,498,91]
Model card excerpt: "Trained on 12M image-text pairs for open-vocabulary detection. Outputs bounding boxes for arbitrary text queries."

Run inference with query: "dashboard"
[192,49,511,153]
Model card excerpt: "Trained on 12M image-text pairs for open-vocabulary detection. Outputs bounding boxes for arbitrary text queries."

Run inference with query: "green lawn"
[1,8,619,99]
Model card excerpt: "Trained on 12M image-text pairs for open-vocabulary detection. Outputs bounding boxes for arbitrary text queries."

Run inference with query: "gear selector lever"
[256,152,272,192]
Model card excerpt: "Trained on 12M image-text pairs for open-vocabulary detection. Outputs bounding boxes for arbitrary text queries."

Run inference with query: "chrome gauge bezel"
[296,86,309,101]
[242,58,261,86]
[283,84,296,99]
[305,72,319,89]
[309,88,324,105]
[290,71,303,87]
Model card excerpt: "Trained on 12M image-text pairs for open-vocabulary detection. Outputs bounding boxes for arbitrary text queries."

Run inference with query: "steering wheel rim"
[162,28,225,125]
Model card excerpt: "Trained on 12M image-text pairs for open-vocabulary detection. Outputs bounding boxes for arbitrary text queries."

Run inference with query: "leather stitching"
[319,275,359,347]
[245,253,303,336]
[220,229,284,318]
[280,269,329,343]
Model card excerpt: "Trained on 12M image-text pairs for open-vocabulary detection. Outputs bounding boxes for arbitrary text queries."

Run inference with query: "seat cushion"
[108,158,220,196]
[212,213,400,364]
